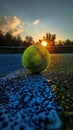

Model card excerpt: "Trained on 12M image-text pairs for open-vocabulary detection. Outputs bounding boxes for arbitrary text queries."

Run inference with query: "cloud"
[33,20,40,25]
[0,16,23,36]
[11,28,23,36]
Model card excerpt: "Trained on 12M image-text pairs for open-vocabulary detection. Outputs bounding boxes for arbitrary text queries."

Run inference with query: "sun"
[41,41,47,47]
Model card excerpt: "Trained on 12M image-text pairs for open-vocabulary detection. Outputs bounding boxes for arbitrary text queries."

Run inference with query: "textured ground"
[0,54,73,130]
[0,71,62,130]
[43,54,73,130]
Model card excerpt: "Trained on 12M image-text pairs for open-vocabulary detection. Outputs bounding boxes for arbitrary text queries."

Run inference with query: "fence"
[0,45,73,53]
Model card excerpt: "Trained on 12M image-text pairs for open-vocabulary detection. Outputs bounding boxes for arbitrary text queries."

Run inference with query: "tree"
[0,31,4,46]
[57,40,63,46]
[46,33,51,46]
[4,32,13,46]
[64,39,72,45]
[42,33,56,46]
[16,35,22,46]
[25,36,34,46]
[51,34,56,46]
[46,33,51,40]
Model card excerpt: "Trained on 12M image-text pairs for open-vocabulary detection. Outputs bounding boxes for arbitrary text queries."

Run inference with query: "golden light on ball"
[22,45,50,73]
[41,41,47,47]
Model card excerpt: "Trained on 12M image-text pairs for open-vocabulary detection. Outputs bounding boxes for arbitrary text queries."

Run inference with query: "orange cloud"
[33,20,40,25]
[0,16,23,36]
[12,28,23,36]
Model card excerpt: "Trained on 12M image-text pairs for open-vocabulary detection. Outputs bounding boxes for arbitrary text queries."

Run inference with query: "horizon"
[0,0,73,42]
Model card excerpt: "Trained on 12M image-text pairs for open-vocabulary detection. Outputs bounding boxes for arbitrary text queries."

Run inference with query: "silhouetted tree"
[64,39,72,45]
[4,32,13,46]
[57,40,63,46]
[25,36,34,46]
[41,33,56,46]
[16,35,22,46]
[51,34,56,46]
[46,33,51,46]
[46,33,51,40]
[0,31,4,46]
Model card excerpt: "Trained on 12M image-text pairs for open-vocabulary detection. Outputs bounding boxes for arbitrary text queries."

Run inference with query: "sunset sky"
[0,0,73,41]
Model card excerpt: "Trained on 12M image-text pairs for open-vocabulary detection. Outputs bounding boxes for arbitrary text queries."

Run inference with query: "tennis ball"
[22,45,50,73]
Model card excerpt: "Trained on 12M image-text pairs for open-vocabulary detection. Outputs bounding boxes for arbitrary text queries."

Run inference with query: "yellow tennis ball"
[22,45,50,73]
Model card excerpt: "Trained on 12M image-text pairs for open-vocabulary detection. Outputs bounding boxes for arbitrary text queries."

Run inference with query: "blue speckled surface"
[0,70,62,130]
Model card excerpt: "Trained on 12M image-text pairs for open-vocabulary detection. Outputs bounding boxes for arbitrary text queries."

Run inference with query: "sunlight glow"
[41,41,47,47]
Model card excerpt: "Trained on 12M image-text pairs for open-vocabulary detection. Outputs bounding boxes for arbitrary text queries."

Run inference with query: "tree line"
[0,31,73,53]
[0,31,34,47]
